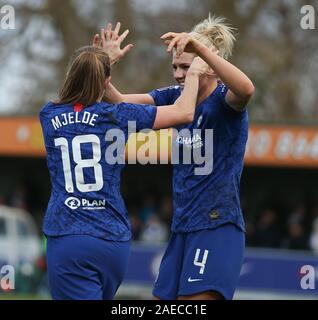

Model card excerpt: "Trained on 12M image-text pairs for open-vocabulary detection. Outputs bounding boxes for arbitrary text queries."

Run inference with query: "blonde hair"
[58,46,110,106]
[190,14,236,59]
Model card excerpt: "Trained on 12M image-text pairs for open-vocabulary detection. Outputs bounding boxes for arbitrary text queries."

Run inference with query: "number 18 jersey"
[39,101,157,241]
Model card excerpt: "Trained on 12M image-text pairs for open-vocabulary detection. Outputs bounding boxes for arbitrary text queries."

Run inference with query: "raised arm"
[161,32,255,111]
[104,83,155,105]
[152,57,208,129]
[93,23,155,105]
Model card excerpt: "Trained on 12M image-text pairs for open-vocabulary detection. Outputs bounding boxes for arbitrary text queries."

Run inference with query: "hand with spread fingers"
[93,22,133,65]
[161,32,218,58]
[161,32,203,57]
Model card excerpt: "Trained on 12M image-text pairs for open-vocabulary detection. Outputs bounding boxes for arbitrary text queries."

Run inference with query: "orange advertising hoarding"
[0,117,45,157]
[245,125,318,168]
[0,117,318,168]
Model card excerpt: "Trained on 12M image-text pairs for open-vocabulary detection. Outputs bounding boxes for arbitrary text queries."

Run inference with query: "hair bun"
[190,14,236,59]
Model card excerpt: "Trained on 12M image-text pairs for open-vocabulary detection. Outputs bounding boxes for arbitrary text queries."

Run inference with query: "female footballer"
[39,26,208,299]
[102,16,255,300]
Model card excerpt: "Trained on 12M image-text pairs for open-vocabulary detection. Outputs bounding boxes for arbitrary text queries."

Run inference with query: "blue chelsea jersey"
[149,84,248,233]
[39,101,157,241]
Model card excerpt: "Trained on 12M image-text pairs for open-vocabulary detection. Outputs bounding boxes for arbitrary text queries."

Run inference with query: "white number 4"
[193,249,209,275]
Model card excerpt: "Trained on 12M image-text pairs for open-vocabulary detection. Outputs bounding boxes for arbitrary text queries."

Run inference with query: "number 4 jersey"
[39,101,157,241]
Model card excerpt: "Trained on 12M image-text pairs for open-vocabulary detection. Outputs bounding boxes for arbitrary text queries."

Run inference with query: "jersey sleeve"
[115,102,158,132]
[216,83,247,115]
[148,86,181,106]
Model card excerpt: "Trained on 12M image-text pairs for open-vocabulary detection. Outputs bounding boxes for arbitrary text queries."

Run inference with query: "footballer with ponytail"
[190,14,236,59]
[102,16,255,301]
[39,23,208,300]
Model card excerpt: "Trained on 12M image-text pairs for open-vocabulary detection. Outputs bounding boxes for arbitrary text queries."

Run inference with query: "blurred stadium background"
[0,0,318,300]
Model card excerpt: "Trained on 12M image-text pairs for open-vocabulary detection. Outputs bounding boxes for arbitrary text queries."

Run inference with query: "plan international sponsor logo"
[65,197,106,210]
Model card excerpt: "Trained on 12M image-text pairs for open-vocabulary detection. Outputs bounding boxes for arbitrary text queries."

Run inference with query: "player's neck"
[197,80,218,105]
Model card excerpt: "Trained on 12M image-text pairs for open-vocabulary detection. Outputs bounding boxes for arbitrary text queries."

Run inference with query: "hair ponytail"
[57,46,110,106]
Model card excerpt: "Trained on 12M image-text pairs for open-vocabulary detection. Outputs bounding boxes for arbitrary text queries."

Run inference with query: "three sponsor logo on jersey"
[176,133,203,150]
[175,114,204,150]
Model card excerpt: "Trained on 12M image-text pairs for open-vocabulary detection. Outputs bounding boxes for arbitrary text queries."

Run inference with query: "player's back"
[39,101,157,241]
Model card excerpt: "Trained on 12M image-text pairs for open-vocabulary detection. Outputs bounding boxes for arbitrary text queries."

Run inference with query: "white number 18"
[54,134,103,193]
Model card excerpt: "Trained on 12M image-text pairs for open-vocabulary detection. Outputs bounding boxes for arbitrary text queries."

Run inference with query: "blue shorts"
[46,235,130,300]
[153,223,245,300]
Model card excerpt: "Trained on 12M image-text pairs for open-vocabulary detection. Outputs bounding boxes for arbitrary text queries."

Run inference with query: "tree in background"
[0,0,317,124]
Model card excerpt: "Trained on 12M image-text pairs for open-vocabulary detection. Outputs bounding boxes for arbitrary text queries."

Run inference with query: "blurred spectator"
[140,215,169,244]
[282,221,309,250]
[287,204,307,227]
[254,209,282,248]
[281,203,309,250]
[158,196,173,226]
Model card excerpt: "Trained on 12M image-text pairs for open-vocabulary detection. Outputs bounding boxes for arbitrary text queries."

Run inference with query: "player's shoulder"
[149,85,181,106]
[155,85,181,97]
[214,83,228,98]
[39,101,133,125]
[102,101,135,117]
[113,101,150,120]
[213,83,248,116]
[96,102,123,125]
[39,101,56,116]
[39,101,73,118]
[39,102,62,126]
[91,101,117,113]
[210,83,231,107]
[156,85,181,92]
